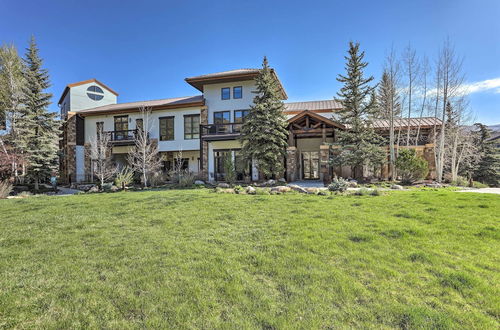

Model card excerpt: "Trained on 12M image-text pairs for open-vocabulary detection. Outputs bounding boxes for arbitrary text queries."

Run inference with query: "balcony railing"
[106,129,137,142]
[200,123,243,138]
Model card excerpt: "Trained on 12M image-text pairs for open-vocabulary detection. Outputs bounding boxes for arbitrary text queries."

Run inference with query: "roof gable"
[58,79,119,105]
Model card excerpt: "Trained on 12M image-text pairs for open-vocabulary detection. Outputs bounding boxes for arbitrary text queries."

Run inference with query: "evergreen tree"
[21,36,59,190]
[472,123,500,186]
[240,57,288,179]
[333,42,385,179]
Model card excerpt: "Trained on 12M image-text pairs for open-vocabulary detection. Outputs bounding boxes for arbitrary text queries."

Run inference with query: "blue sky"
[1,0,499,124]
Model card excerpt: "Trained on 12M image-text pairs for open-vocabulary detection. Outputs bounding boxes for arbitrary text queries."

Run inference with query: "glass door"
[302,151,319,179]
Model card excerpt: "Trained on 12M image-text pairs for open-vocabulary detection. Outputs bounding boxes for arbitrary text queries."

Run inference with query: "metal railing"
[105,129,137,142]
[200,123,243,136]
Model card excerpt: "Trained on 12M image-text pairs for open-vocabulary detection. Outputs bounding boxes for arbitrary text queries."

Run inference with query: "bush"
[472,181,488,188]
[223,153,236,184]
[451,176,468,187]
[328,177,348,193]
[370,189,382,196]
[114,167,134,189]
[149,171,168,187]
[395,149,429,184]
[233,185,244,194]
[354,187,370,196]
[178,171,196,188]
[0,180,13,199]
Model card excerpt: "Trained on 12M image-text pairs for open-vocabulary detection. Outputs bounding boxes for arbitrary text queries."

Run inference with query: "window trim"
[159,116,175,141]
[184,114,200,140]
[221,87,230,100]
[233,86,242,99]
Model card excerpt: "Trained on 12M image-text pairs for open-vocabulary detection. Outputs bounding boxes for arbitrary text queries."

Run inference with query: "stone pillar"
[60,113,77,184]
[199,106,209,181]
[423,144,436,180]
[319,144,331,184]
[84,143,92,182]
[286,146,297,182]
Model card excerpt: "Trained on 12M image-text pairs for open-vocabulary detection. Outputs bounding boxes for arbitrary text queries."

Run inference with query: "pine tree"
[472,123,500,186]
[21,36,59,191]
[334,41,385,179]
[239,57,288,179]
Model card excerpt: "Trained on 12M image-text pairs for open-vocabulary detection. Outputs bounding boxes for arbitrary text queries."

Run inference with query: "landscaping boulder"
[88,186,100,193]
[264,179,276,186]
[348,180,358,188]
[76,184,96,192]
[425,182,443,188]
[287,184,308,194]
[306,187,319,194]
[278,178,287,184]
[110,185,120,192]
[271,186,291,193]
[391,184,404,190]
[245,186,256,195]
[217,183,230,188]
[194,180,205,185]
[317,190,328,196]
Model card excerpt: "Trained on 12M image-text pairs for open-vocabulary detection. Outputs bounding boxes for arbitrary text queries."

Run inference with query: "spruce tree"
[240,57,288,179]
[472,123,500,186]
[334,42,385,179]
[21,36,59,190]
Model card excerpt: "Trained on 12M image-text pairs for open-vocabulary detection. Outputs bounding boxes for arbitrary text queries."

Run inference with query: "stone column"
[423,144,436,180]
[286,146,297,182]
[319,144,330,184]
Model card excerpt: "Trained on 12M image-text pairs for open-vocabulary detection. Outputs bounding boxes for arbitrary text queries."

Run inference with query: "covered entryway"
[286,110,345,182]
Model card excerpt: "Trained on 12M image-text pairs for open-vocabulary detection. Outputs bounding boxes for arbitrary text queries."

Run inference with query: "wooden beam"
[322,123,326,142]
[292,128,334,134]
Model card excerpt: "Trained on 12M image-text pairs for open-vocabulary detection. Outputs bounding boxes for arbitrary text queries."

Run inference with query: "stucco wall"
[83,107,202,152]
[70,82,117,111]
[203,80,256,124]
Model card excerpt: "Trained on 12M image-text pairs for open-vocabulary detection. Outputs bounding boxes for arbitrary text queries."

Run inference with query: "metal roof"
[372,117,443,129]
[284,100,342,112]
[74,95,204,115]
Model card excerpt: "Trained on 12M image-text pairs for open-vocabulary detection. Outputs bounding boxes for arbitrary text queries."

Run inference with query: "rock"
[391,184,404,190]
[265,179,276,186]
[287,184,308,194]
[245,186,256,194]
[425,183,442,188]
[306,187,319,194]
[317,190,328,196]
[194,180,205,185]
[88,186,100,193]
[278,178,287,183]
[221,188,235,194]
[77,184,96,192]
[110,185,120,192]
[217,183,230,188]
[348,180,358,188]
[271,186,291,193]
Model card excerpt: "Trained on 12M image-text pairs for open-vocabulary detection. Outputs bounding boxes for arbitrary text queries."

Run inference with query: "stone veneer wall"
[286,147,297,182]
[200,107,209,180]
[60,113,77,184]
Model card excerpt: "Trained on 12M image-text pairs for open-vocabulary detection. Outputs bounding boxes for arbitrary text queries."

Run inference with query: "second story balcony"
[105,129,140,145]
[200,123,243,141]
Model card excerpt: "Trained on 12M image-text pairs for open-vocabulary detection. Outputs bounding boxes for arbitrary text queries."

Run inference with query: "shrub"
[328,177,348,192]
[0,180,13,199]
[370,189,382,196]
[472,181,488,188]
[149,171,168,187]
[114,167,134,189]
[395,149,428,184]
[451,176,468,187]
[178,171,196,188]
[233,185,244,194]
[223,153,236,184]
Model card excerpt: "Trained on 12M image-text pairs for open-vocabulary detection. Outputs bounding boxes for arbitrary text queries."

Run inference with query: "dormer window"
[87,85,104,101]
[221,87,230,100]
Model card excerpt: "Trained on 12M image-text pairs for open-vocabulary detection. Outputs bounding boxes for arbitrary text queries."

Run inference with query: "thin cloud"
[462,77,500,95]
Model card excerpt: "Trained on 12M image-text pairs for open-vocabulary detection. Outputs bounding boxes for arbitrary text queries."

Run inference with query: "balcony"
[105,129,138,145]
[200,123,242,141]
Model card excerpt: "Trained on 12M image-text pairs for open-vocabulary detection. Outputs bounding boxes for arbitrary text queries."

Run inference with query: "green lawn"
[0,189,498,329]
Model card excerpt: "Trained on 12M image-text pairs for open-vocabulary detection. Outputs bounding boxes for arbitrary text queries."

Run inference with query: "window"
[162,158,189,172]
[159,116,174,141]
[221,87,230,100]
[214,111,230,124]
[234,110,249,123]
[87,85,104,101]
[233,109,249,132]
[114,116,128,140]
[233,86,242,99]
[184,114,200,139]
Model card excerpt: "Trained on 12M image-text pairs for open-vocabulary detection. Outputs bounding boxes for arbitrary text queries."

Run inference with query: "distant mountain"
[487,124,500,132]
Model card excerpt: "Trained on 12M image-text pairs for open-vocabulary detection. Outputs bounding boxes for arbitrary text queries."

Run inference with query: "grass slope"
[0,190,499,328]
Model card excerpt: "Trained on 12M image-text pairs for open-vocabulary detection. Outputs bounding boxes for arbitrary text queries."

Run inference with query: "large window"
[184,114,200,139]
[114,116,128,140]
[135,118,143,132]
[159,116,174,141]
[214,111,230,124]
[221,87,230,100]
[233,86,242,99]
[233,109,249,132]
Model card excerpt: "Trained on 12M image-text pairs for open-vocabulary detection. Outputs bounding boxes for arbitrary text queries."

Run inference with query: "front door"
[302,151,319,179]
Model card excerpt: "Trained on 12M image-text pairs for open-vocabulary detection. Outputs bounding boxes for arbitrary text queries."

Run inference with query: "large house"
[59,68,441,184]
